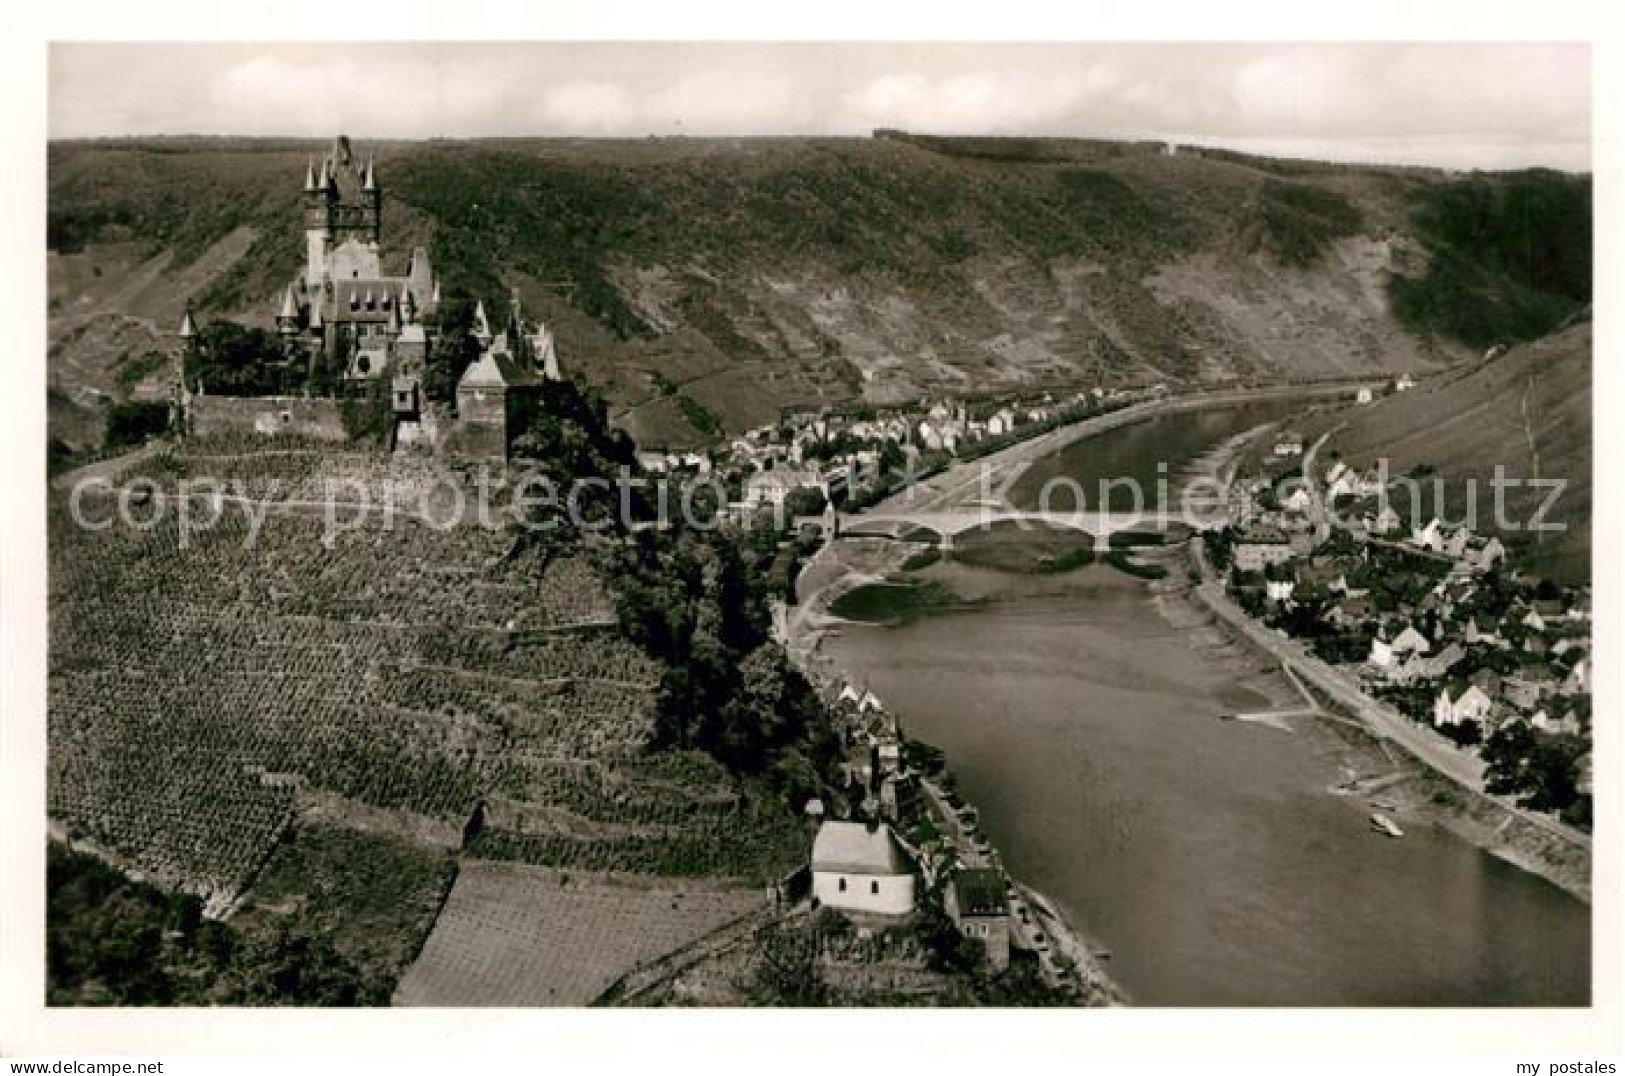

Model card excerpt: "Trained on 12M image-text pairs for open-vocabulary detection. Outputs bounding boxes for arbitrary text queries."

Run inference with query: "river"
[822,404,1590,1006]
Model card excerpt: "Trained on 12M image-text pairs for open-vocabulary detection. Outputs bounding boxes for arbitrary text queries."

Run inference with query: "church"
[266,135,562,458]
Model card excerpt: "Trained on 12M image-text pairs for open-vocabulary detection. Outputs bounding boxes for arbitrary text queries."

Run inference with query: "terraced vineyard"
[49,442,808,923]
[393,860,772,1006]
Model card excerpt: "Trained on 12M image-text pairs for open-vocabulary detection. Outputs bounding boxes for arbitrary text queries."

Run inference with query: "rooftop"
[810,821,913,877]
[951,868,1008,917]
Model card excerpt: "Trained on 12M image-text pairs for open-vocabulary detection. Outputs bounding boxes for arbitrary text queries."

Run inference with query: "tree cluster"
[47,844,380,1006]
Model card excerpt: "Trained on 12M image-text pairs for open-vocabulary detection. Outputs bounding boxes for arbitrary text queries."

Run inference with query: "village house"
[1434,683,1494,729]
[810,821,917,917]
[1464,614,1509,649]
[1465,536,1507,574]
[1368,504,1403,536]
[945,868,1011,972]
[1265,578,1295,605]
[740,466,826,514]
[1369,624,1430,671]
[1411,518,1448,553]
[1232,526,1297,573]
[1326,593,1376,628]
[1532,707,1584,737]
[1273,432,1305,457]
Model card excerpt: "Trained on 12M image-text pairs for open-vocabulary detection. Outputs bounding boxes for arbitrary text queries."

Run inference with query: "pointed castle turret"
[277,285,300,334]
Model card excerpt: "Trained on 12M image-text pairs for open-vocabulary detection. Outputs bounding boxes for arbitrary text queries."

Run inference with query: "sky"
[49,42,1591,171]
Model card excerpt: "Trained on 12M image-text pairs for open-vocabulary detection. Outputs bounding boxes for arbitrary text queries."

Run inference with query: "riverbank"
[785,535,1124,1005]
[793,398,1588,1003]
[1174,542,1591,903]
[1163,422,1591,902]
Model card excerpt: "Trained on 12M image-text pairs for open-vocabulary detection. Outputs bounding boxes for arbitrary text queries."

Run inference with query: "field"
[393,860,771,1006]
[48,441,808,936]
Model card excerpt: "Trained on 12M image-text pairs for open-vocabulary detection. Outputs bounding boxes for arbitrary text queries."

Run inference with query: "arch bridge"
[837,503,1217,551]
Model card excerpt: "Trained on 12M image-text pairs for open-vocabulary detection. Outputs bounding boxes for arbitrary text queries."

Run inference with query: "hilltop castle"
[270,135,439,383]
[198,134,565,457]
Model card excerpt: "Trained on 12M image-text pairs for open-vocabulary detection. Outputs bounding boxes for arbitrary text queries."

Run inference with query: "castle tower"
[302,139,383,285]
[303,156,335,286]
[174,308,199,427]
[277,285,300,335]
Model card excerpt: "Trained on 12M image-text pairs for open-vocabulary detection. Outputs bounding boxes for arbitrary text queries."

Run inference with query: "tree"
[421,298,481,403]
[749,921,830,1006]
[1482,722,1586,815]
[187,321,302,396]
[103,402,170,450]
[784,485,828,519]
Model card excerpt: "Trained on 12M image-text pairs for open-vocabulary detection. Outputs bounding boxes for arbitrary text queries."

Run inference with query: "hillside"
[47,135,1590,450]
[1301,317,1592,582]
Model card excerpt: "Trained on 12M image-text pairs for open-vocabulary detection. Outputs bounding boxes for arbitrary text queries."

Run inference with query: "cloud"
[49,43,1591,170]
[536,80,640,134]
[839,69,1098,133]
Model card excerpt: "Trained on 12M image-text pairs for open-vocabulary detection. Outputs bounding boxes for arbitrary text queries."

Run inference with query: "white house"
[1412,518,1447,552]
[1370,504,1403,535]
[1434,684,1493,728]
[1282,486,1312,512]
[1265,579,1295,604]
[1563,659,1589,696]
[1395,373,1416,392]
[741,467,824,513]
[1390,625,1432,658]
[1354,386,1374,405]
[811,821,917,917]
[1532,709,1583,736]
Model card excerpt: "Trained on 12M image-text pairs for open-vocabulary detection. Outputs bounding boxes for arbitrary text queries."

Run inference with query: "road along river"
[815,403,1589,1006]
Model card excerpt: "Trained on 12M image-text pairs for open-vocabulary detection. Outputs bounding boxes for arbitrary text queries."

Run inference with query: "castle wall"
[190,395,349,442]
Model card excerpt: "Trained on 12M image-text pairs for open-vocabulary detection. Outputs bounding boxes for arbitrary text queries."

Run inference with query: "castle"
[252,135,561,457]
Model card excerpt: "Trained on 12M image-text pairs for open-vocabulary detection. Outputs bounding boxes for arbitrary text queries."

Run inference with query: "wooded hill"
[48,133,1590,449]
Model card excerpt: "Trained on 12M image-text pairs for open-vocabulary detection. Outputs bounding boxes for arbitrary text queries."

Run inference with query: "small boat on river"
[1369,812,1404,838]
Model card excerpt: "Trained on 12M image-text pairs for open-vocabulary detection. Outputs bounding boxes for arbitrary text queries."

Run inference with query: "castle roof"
[278,285,299,320]
[459,347,544,390]
[177,309,197,338]
[327,278,412,324]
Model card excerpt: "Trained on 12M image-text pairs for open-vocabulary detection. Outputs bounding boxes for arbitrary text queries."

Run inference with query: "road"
[1298,430,1334,545]
[875,383,1362,518]
[1189,535,1588,850]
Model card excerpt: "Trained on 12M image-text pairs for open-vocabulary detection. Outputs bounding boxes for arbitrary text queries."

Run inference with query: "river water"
[823,405,1590,1006]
